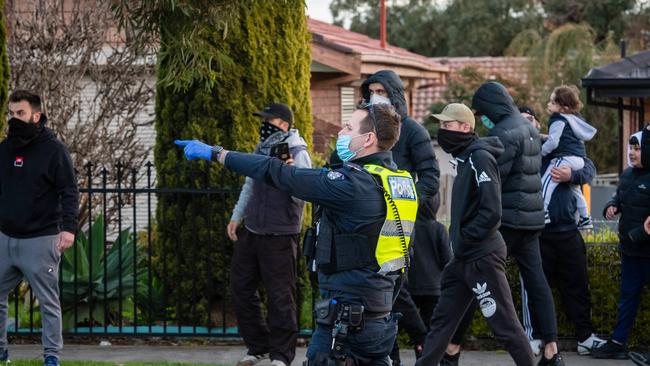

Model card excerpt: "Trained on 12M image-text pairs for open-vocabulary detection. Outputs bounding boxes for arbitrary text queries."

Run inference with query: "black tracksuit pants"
[529,229,594,341]
[501,227,559,343]
[230,228,299,365]
[416,246,535,366]
[390,281,428,363]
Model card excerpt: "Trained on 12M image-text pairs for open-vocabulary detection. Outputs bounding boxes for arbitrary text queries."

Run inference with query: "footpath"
[7,344,633,365]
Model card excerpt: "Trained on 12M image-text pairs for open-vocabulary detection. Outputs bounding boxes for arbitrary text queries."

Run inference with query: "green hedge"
[154,0,312,325]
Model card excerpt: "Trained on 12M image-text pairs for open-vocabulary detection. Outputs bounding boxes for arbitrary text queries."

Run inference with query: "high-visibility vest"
[364,164,418,275]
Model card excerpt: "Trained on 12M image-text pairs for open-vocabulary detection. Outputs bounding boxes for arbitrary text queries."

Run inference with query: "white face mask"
[370,94,391,106]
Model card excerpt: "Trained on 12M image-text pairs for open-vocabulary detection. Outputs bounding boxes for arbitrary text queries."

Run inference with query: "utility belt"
[314,298,390,329]
[314,298,390,364]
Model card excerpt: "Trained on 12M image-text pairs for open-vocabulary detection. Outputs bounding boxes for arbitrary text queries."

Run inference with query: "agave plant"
[59,215,147,329]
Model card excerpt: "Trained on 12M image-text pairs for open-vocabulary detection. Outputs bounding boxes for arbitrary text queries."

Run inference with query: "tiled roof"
[308,18,445,72]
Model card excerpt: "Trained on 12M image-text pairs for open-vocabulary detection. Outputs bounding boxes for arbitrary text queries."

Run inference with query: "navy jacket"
[605,165,650,258]
[449,136,506,262]
[472,82,545,231]
[543,157,596,233]
[224,150,398,312]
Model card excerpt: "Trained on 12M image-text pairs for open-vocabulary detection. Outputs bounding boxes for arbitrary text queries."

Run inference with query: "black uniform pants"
[416,246,535,366]
[230,228,299,364]
[501,227,559,343]
[533,229,594,341]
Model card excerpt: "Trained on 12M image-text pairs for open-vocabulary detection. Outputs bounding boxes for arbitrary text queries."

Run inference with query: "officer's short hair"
[357,103,401,151]
[9,90,42,112]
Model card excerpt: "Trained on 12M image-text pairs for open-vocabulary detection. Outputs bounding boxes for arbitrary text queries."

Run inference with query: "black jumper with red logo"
[0,126,78,238]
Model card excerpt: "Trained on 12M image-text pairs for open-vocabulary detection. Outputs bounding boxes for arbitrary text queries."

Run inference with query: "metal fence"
[5,162,634,340]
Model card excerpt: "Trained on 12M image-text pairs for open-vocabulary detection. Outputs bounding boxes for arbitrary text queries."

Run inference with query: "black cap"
[253,103,293,125]
[518,105,537,119]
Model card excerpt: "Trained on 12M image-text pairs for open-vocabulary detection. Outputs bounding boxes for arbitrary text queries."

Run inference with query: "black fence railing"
[6,162,644,342]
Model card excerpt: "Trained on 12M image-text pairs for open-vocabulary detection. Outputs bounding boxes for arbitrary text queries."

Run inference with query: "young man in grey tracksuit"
[0,90,79,366]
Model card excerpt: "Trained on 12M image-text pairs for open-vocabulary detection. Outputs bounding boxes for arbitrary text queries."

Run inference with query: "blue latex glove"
[174,140,213,161]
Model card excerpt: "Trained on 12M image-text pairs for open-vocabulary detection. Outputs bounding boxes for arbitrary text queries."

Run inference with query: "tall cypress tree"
[0,0,10,125]
[154,0,312,324]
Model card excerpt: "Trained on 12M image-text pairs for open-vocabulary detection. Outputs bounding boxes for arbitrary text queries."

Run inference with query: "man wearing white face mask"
[362,70,440,365]
[176,102,419,366]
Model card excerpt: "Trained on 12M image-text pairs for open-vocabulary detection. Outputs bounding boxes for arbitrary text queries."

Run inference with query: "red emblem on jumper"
[14,156,23,167]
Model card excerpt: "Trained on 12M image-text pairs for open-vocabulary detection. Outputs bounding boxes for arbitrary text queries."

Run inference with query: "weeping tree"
[0,0,8,124]
[506,23,620,173]
[113,0,313,325]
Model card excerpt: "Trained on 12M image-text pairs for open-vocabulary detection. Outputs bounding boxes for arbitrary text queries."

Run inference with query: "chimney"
[380,0,387,49]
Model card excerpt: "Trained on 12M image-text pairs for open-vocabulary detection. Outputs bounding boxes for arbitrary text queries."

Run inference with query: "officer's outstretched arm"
[223,151,354,208]
[174,140,354,208]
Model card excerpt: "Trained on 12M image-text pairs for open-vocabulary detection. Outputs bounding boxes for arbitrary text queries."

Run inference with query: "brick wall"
[311,85,342,154]
[413,57,529,121]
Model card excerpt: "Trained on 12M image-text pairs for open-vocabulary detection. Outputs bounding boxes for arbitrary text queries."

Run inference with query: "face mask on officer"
[336,133,370,162]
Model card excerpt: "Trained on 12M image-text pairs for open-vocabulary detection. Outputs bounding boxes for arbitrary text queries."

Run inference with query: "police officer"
[176,103,418,366]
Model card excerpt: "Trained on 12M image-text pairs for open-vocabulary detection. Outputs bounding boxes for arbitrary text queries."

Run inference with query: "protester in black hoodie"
[0,90,78,366]
[472,82,563,366]
[591,128,650,360]
[416,103,535,366]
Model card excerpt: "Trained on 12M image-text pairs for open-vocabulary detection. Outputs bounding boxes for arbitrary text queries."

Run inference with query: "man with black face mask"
[225,103,311,366]
[0,90,78,366]
[416,103,535,366]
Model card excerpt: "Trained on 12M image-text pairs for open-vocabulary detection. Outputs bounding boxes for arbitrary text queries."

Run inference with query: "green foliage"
[154,0,313,325]
[541,0,636,44]
[59,215,148,330]
[423,66,534,138]
[111,0,238,91]
[0,0,9,130]
[330,0,541,57]
[507,23,621,172]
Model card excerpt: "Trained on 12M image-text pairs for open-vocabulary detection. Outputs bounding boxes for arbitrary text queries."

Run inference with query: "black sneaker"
[537,352,565,366]
[590,340,629,359]
[440,352,460,366]
[630,351,650,366]
[0,349,8,363]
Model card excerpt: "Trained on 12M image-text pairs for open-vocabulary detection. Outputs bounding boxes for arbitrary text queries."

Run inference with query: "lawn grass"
[8,361,227,366]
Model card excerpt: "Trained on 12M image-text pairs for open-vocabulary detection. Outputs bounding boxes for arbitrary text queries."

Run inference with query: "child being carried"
[541,85,597,229]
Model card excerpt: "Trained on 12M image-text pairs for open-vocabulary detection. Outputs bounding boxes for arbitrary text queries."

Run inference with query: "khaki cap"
[432,103,475,129]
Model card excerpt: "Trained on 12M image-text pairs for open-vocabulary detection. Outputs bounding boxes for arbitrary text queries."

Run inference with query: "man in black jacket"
[472,82,563,365]
[417,103,534,366]
[529,158,606,356]
[358,69,440,363]
[0,90,79,366]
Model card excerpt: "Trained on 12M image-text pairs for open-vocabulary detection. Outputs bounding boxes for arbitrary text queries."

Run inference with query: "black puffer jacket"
[361,70,440,201]
[472,82,545,230]
[605,128,650,258]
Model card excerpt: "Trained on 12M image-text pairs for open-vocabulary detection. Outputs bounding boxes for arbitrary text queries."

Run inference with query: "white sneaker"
[530,339,543,357]
[236,353,269,366]
[577,333,607,355]
[270,360,288,366]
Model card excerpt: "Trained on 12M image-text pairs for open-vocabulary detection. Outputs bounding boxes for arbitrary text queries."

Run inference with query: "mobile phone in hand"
[270,142,290,161]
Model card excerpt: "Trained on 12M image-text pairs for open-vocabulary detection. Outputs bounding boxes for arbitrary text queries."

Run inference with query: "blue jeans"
[306,314,397,366]
[612,255,650,343]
